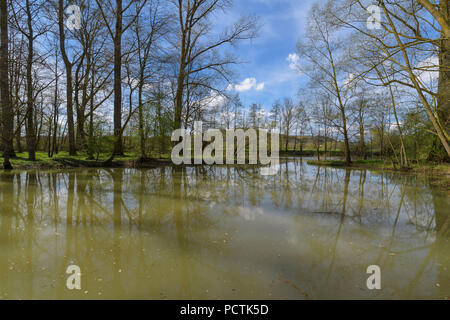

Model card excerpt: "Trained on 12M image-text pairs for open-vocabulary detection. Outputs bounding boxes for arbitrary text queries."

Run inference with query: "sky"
[217,0,317,112]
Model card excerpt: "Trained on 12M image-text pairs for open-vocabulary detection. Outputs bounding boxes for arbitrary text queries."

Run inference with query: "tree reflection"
[0,160,448,299]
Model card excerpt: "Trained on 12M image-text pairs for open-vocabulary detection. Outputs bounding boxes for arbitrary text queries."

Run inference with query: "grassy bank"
[1,151,263,170]
[3,152,450,180]
[280,150,343,157]
[1,152,173,170]
[307,159,450,188]
[307,159,395,169]
[307,159,450,172]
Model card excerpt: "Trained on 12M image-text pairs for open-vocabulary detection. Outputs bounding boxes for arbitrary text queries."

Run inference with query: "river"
[0,158,448,299]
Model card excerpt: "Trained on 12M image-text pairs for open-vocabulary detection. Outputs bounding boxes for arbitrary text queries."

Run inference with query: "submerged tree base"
[3,160,13,170]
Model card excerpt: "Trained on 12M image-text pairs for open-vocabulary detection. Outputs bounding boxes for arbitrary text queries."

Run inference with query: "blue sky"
[220,0,316,111]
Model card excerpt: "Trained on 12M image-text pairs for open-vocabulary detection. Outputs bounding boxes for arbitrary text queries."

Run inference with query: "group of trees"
[239,0,449,168]
[292,0,450,166]
[217,0,449,167]
[1,0,449,169]
[0,0,258,169]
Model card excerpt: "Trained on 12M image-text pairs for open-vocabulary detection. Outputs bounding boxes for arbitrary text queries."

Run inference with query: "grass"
[3,151,450,183]
[307,159,387,168]
[1,151,149,170]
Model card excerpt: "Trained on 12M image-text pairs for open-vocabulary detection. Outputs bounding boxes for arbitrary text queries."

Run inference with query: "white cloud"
[256,108,268,119]
[287,53,301,73]
[255,83,265,91]
[343,73,357,89]
[200,91,228,109]
[228,78,265,92]
[235,78,257,92]
[415,56,439,86]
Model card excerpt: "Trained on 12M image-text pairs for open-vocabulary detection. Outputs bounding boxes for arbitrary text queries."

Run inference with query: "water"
[0,159,448,299]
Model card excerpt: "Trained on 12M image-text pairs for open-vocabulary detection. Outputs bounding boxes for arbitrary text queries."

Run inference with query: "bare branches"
[417,0,450,39]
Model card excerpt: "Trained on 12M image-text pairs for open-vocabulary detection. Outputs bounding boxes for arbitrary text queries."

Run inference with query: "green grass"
[308,160,388,167]
[3,151,450,181]
[1,151,141,168]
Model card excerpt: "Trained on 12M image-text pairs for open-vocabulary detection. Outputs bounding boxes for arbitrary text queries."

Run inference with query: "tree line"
[293,0,450,166]
[250,0,449,167]
[1,0,449,170]
[0,0,258,169]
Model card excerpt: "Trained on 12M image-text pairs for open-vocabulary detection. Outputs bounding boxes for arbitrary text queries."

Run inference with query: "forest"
[0,0,448,171]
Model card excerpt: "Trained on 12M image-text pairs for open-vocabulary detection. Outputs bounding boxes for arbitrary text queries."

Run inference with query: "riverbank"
[280,150,343,157]
[1,152,174,170]
[3,153,450,186]
[307,159,450,189]
[1,151,265,171]
[2,149,335,170]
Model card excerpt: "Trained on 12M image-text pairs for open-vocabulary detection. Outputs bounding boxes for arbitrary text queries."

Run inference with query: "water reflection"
[0,159,448,299]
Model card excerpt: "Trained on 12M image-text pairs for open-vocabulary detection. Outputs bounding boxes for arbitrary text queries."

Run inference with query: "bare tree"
[280,97,296,151]
[131,0,166,160]
[57,0,78,155]
[333,0,450,160]
[11,0,47,160]
[1,0,13,169]
[96,0,147,159]
[171,0,258,130]
[297,3,353,164]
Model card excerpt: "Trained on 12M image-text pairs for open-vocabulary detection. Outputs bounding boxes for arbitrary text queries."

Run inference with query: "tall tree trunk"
[138,81,146,160]
[47,116,52,157]
[113,0,124,156]
[174,66,185,130]
[341,114,351,165]
[285,130,289,151]
[329,51,351,165]
[429,0,450,162]
[50,55,59,158]
[0,0,13,169]
[76,111,86,150]
[388,84,409,167]
[25,0,35,161]
[79,54,91,154]
[16,110,22,153]
[58,0,76,156]
[87,66,95,160]
[74,62,82,148]
[174,26,187,130]
[438,0,450,130]
[294,128,298,151]
[358,108,366,159]
[75,54,88,151]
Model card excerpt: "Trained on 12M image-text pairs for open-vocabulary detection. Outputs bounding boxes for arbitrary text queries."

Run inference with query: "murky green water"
[0,159,449,300]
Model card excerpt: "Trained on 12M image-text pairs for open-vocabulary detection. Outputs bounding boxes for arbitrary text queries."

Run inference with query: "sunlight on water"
[0,159,449,299]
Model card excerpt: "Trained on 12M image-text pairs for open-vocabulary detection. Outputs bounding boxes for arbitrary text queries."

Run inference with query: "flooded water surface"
[0,159,449,299]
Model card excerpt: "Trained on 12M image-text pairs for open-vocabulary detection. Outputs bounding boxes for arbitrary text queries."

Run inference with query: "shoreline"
[3,157,175,171]
[1,155,265,171]
[307,159,450,189]
[3,154,450,178]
